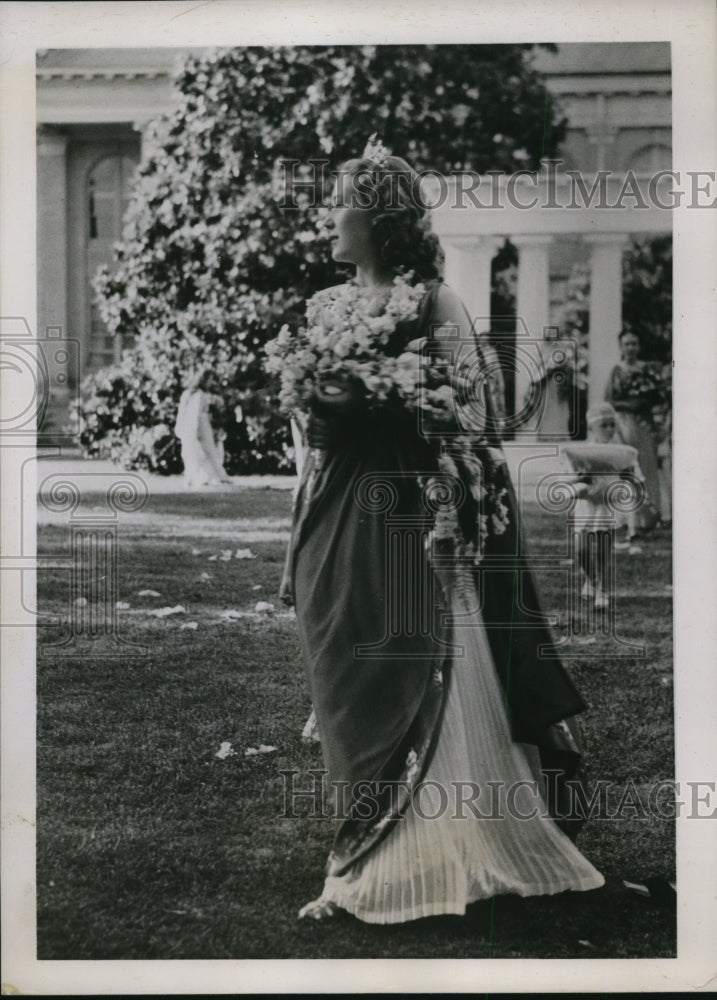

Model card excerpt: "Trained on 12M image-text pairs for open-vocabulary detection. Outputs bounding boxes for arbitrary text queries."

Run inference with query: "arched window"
[628,143,672,175]
[85,153,138,369]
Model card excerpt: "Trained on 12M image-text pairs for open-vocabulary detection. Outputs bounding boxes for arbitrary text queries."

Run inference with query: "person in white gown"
[175,373,232,487]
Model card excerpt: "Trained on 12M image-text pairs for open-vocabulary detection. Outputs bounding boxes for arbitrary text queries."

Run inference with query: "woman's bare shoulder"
[431,283,470,326]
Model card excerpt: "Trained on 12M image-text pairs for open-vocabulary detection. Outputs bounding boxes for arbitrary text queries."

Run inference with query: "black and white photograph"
[1,1,715,994]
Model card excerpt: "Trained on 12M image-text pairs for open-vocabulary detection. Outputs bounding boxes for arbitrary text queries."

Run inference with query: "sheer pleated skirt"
[319,606,605,924]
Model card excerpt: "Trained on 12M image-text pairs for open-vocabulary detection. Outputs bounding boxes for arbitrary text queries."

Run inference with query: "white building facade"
[36,43,672,432]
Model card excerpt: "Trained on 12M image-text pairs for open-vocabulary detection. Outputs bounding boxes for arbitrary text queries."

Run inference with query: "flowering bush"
[83,45,566,474]
[72,353,178,473]
[622,235,673,365]
[74,350,292,474]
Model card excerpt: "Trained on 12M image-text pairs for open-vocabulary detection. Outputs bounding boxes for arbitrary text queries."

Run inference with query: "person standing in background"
[604,330,661,532]
[175,371,232,487]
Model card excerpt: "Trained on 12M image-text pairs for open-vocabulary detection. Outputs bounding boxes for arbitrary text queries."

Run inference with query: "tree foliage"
[83,44,566,473]
[621,234,672,365]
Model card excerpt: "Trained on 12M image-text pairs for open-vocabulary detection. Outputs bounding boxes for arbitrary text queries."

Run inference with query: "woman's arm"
[430,283,472,347]
[426,284,488,436]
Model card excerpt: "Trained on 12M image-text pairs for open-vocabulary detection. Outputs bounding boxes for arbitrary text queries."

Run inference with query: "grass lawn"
[36,482,675,959]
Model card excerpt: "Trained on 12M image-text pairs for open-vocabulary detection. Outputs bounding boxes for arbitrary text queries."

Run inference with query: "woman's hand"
[305,377,367,449]
[312,376,366,416]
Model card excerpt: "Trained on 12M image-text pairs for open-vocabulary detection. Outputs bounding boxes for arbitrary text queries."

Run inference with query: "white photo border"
[1,0,716,993]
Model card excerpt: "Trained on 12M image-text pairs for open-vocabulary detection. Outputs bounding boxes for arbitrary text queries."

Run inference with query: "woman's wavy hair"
[337,155,444,283]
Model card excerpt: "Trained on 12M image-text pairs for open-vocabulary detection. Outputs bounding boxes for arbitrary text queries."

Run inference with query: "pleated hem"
[311,595,605,926]
[323,870,605,925]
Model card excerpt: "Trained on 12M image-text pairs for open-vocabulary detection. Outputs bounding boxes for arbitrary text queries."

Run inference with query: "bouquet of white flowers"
[264,273,458,426]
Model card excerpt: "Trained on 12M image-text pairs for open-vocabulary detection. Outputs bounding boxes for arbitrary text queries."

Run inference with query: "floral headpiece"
[362,133,391,168]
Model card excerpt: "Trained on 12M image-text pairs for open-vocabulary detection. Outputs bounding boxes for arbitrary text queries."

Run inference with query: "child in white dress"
[561,402,645,611]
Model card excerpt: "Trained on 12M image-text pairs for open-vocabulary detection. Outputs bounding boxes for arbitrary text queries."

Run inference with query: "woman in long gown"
[280,140,604,923]
[175,372,232,487]
[604,330,661,531]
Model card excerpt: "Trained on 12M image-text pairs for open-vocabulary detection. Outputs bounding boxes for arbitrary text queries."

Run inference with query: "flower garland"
[422,445,510,605]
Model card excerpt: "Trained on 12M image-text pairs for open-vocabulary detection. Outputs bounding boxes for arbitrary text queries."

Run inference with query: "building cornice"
[37,68,170,81]
[547,74,671,97]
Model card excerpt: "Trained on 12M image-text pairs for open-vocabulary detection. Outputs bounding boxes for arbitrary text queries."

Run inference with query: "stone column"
[585,233,629,407]
[442,236,501,334]
[512,235,553,434]
[36,126,69,384]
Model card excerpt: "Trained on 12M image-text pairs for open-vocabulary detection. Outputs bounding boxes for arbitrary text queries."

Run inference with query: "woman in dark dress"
[278,139,603,922]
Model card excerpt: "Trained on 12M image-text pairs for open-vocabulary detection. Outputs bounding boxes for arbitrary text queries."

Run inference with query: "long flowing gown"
[175,389,228,487]
[605,363,661,529]
[283,281,604,921]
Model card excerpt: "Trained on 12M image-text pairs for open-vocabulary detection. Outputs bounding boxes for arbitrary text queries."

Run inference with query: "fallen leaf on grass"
[180,621,199,631]
[199,572,212,582]
[215,741,236,759]
[138,589,161,597]
[148,605,186,618]
[244,744,278,756]
[252,584,263,591]
[115,601,130,610]
[255,601,275,614]
[235,548,256,559]
[219,549,233,561]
